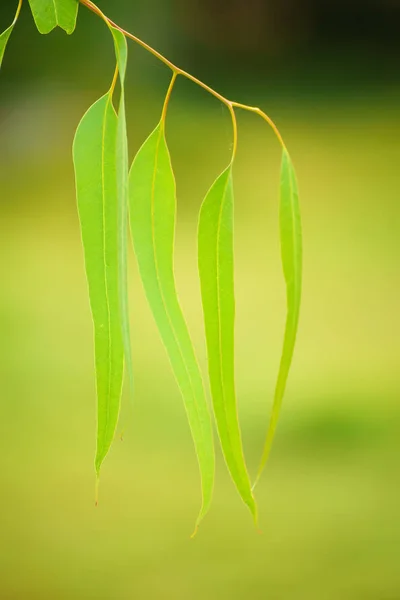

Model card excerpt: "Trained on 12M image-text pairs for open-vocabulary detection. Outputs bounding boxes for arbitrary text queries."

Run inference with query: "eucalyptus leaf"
[0,1,22,68]
[109,27,134,397]
[0,29,14,69]
[73,93,124,475]
[198,166,257,523]
[254,149,302,485]
[28,0,78,35]
[129,122,215,529]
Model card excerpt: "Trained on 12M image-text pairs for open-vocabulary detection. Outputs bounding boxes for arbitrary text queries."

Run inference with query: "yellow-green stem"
[161,72,178,124]
[79,0,286,153]
[15,0,23,21]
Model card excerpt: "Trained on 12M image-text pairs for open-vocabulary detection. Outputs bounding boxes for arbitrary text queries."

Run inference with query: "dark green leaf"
[198,166,257,523]
[129,122,215,530]
[0,0,22,68]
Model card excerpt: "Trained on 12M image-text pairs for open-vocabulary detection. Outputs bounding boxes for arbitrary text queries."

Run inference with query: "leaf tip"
[63,21,78,35]
[95,474,100,507]
[248,496,259,530]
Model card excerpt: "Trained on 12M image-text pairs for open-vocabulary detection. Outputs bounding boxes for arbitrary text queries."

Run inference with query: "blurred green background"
[1,1,399,598]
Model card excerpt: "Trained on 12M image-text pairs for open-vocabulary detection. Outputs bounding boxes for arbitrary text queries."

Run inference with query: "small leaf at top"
[198,166,257,524]
[254,148,302,486]
[28,0,78,35]
[0,1,22,68]
[128,122,215,530]
[73,93,124,475]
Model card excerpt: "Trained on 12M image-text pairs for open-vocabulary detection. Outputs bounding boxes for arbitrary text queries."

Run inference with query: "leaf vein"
[96,95,113,460]
[150,128,203,435]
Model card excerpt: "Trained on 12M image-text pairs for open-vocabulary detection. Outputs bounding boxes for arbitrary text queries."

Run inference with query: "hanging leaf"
[128,122,215,530]
[28,0,78,35]
[0,0,22,68]
[0,29,13,68]
[198,166,257,523]
[109,27,134,398]
[254,148,302,486]
[73,93,124,476]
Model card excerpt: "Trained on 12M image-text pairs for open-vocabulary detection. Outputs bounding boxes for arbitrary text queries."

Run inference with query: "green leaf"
[73,93,124,475]
[110,27,134,398]
[0,1,22,68]
[198,166,257,524]
[254,149,302,485]
[0,29,14,69]
[128,122,215,530]
[28,0,78,35]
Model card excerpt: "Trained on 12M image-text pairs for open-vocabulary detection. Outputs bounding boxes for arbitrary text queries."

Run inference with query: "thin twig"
[78,0,286,151]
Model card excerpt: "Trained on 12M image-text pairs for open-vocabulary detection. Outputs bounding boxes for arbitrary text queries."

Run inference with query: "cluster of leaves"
[1,0,302,533]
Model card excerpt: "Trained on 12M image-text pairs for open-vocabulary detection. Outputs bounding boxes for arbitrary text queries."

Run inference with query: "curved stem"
[80,0,230,107]
[161,71,178,124]
[228,105,238,162]
[109,65,119,96]
[15,0,23,21]
[79,0,286,151]
[231,103,286,150]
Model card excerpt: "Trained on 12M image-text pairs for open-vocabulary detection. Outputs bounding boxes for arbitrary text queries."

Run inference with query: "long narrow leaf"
[254,149,302,485]
[0,0,22,68]
[129,123,215,529]
[28,0,78,34]
[110,27,134,397]
[73,93,124,475]
[198,166,257,523]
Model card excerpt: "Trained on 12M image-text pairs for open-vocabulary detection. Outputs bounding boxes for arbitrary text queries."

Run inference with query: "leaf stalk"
[79,0,286,152]
[160,71,178,124]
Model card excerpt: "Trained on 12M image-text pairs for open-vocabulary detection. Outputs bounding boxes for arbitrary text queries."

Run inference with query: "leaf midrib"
[213,169,250,492]
[264,156,302,459]
[150,127,205,451]
[96,94,114,462]
[52,0,58,23]
[289,161,302,320]
[284,154,301,332]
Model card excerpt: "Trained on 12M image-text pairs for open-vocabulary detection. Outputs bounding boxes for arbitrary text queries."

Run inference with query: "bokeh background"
[1,1,399,598]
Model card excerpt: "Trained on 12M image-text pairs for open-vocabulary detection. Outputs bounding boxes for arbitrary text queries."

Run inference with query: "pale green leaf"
[28,0,78,35]
[254,149,302,485]
[198,166,257,523]
[73,93,124,475]
[110,27,134,397]
[0,1,22,68]
[129,122,215,529]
